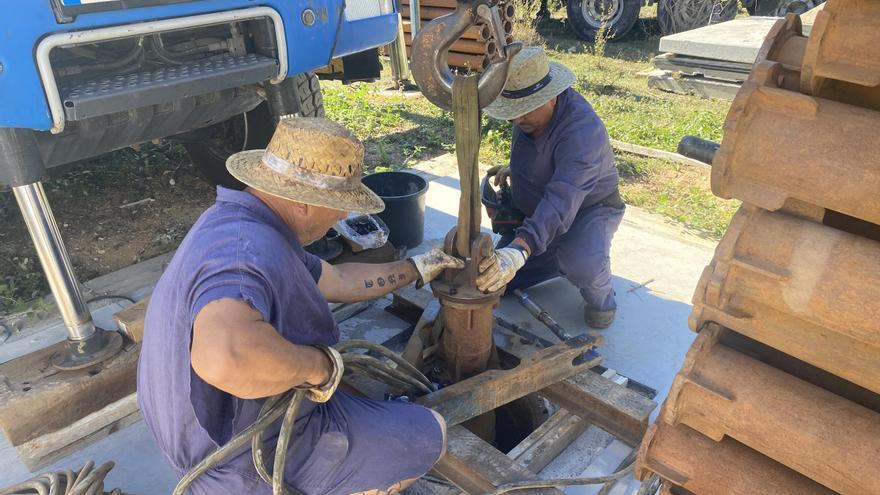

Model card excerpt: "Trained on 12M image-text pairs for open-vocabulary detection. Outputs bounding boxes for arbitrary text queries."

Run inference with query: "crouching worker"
[476,47,624,329]
[137,118,461,495]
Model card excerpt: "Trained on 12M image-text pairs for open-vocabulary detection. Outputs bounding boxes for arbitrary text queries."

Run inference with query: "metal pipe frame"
[12,183,95,341]
[36,6,288,134]
[12,182,123,370]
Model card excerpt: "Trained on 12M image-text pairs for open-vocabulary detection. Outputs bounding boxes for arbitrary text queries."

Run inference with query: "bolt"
[301,9,316,26]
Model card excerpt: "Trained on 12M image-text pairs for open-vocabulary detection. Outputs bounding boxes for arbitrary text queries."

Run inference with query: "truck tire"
[746,0,822,16]
[184,72,324,189]
[566,0,642,41]
[658,0,738,35]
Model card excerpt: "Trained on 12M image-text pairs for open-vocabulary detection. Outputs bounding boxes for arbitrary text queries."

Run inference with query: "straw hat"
[226,117,384,214]
[485,46,577,121]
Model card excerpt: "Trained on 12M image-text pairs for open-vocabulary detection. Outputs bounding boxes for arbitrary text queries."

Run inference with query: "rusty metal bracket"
[418,333,603,426]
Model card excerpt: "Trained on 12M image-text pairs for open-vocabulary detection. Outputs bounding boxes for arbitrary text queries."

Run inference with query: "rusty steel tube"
[637,421,836,495]
[665,326,880,495]
[801,0,880,110]
[403,21,485,40]
[402,0,458,8]
[690,205,880,395]
[402,5,455,20]
[406,46,487,70]
[712,69,880,225]
[438,300,496,381]
[404,33,487,55]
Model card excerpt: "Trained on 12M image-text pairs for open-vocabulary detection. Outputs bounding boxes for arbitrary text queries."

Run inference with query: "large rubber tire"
[184,72,324,189]
[658,0,738,35]
[747,0,822,16]
[566,0,642,41]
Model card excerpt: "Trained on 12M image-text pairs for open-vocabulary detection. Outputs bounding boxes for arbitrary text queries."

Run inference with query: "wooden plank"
[436,425,563,495]
[114,298,374,345]
[540,371,654,447]
[0,342,139,447]
[386,284,436,324]
[508,409,589,473]
[16,393,141,470]
[114,297,150,342]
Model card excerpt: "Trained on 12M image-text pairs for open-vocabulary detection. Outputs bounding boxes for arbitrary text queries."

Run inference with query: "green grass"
[616,155,738,238]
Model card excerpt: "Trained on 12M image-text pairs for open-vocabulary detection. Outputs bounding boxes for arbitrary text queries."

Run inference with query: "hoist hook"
[410,0,523,110]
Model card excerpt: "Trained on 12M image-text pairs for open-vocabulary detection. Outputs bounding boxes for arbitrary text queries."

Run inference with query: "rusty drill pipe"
[664,325,880,495]
[402,5,455,20]
[690,205,880,395]
[402,0,459,8]
[637,421,836,495]
[405,46,488,70]
[438,299,497,380]
[403,21,486,40]
[713,64,880,225]
[802,0,880,110]
[404,33,488,55]
[754,15,808,92]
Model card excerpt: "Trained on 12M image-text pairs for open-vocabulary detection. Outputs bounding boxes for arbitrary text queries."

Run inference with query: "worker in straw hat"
[477,46,624,329]
[137,117,462,494]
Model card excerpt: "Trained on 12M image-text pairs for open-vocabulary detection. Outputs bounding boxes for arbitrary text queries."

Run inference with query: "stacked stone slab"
[636,1,880,494]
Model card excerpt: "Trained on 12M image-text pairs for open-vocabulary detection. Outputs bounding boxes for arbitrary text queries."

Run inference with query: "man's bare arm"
[318,259,419,303]
[191,298,331,399]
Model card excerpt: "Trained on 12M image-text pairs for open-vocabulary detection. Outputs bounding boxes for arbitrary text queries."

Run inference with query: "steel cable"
[0,461,122,495]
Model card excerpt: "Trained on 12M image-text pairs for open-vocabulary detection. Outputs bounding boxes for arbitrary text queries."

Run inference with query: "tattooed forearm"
[363,272,407,289]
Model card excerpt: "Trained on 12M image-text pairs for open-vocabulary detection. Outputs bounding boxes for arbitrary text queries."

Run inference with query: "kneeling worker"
[477,46,625,329]
[138,118,464,494]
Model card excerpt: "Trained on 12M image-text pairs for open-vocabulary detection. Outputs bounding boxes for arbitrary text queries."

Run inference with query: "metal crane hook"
[410,0,523,110]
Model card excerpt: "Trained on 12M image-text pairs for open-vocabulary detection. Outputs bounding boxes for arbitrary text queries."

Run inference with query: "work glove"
[476,246,529,293]
[486,165,511,188]
[409,248,466,288]
[304,345,344,403]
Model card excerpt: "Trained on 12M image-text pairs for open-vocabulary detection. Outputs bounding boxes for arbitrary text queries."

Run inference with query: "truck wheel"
[747,0,822,16]
[658,0,738,35]
[184,72,324,189]
[566,0,642,41]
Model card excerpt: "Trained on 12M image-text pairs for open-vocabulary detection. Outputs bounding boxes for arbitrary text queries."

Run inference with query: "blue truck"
[0,0,399,368]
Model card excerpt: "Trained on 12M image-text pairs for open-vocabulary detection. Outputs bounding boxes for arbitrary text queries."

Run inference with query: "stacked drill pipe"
[636,2,880,494]
[401,0,515,70]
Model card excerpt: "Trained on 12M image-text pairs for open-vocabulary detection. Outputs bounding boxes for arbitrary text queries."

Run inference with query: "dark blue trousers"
[499,204,624,311]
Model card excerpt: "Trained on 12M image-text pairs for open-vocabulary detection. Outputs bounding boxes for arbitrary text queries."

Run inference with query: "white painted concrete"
[659,17,780,64]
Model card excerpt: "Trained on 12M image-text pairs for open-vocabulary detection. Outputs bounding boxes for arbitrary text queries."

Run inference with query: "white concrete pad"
[659,17,780,64]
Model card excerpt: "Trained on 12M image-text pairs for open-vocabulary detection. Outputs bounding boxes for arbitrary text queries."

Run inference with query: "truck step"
[60,53,277,121]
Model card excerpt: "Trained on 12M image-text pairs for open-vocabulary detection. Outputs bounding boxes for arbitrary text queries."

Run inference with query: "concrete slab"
[658,17,780,64]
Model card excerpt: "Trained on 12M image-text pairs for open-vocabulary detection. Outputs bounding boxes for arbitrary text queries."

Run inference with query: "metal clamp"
[410,0,522,110]
[36,7,288,134]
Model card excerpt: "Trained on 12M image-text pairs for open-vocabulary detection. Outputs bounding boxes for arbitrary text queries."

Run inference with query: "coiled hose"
[0,461,122,495]
[173,339,640,494]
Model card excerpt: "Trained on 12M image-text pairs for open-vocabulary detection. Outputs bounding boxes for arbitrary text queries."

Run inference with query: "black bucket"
[362,171,428,249]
